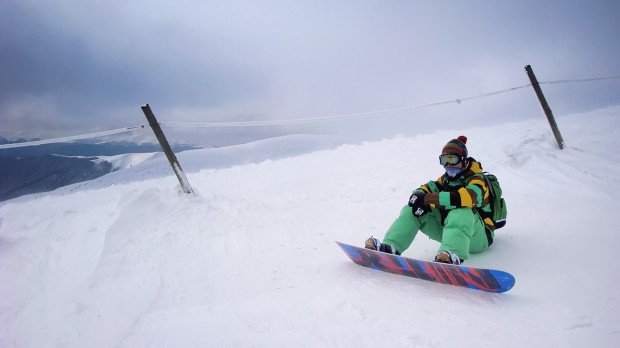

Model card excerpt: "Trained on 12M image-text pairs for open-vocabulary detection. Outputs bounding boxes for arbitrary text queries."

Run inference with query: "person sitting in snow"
[365,136,495,265]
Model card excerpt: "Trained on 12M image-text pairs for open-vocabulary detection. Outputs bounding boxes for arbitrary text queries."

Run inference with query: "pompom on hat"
[442,135,468,158]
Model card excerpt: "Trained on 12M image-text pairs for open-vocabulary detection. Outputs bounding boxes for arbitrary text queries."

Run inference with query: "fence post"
[141,104,195,194]
[524,65,565,149]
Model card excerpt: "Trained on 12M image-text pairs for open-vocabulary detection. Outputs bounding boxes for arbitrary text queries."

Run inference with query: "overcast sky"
[1,0,619,144]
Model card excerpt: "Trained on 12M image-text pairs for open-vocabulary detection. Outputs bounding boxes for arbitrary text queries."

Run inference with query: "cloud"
[1,0,619,142]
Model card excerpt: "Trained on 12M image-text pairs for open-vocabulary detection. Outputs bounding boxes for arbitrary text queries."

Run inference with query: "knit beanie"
[442,135,468,157]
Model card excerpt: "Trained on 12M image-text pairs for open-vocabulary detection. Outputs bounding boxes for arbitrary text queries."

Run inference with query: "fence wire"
[540,76,620,85]
[2,75,619,149]
[161,84,535,129]
[0,126,144,150]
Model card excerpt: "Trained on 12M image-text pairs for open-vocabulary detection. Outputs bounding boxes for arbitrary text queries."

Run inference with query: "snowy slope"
[96,152,159,170]
[1,107,619,347]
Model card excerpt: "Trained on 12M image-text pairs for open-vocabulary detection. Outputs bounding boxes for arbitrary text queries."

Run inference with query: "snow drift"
[1,107,619,347]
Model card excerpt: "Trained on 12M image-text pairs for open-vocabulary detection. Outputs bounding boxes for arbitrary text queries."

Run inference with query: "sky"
[1,0,619,145]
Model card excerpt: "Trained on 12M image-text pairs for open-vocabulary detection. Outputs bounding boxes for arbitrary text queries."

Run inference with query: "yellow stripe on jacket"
[458,187,474,207]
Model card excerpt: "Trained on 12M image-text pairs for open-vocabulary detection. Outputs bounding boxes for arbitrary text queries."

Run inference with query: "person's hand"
[408,192,428,217]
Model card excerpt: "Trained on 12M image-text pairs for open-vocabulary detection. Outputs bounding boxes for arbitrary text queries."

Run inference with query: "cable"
[163,75,618,128]
[540,76,620,85]
[0,125,144,150]
[162,84,534,128]
[2,74,618,147]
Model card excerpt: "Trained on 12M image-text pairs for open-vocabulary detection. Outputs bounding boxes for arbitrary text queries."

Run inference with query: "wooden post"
[524,65,565,149]
[141,104,194,194]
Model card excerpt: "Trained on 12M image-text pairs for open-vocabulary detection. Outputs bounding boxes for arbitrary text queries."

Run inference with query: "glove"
[408,192,428,217]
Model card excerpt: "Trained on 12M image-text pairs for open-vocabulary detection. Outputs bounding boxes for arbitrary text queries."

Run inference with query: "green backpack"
[481,172,508,229]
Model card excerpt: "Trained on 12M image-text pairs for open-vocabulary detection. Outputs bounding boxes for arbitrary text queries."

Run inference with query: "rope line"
[162,84,534,128]
[0,125,144,150]
[162,76,619,129]
[1,74,618,149]
[540,76,620,85]
[456,84,532,103]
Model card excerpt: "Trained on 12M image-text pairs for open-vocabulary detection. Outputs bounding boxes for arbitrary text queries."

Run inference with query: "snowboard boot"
[434,251,463,265]
[365,237,401,255]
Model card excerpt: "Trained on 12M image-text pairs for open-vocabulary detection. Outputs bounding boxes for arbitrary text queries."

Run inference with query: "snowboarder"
[365,136,496,265]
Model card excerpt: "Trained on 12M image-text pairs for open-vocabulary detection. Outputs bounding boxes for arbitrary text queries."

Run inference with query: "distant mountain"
[0,154,114,202]
[0,136,42,146]
[0,140,201,202]
[0,140,199,157]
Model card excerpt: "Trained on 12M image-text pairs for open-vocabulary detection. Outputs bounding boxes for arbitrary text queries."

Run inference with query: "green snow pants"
[383,206,489,260]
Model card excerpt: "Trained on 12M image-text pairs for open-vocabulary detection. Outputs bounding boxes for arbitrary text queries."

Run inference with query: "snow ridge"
[1,107,619,347]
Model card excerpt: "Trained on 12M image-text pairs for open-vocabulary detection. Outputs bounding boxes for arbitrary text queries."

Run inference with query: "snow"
[1,107,620,347]
[96,152,158,170]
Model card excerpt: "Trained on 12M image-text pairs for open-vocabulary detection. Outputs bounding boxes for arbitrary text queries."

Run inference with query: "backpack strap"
[484,226,494,246]
[480,172,496,202]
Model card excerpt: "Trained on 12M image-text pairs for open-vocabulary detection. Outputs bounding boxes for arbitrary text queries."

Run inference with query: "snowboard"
[337,242,515,293]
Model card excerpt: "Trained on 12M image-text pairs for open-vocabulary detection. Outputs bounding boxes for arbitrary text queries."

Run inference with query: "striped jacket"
[415,158,496,232]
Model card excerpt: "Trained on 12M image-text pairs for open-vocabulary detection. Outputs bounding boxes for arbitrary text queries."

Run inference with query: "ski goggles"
[439,154,464,166]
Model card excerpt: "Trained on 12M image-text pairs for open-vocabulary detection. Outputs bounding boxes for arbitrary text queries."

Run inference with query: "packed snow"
[1,107,619,347]
[96,153,159,171]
